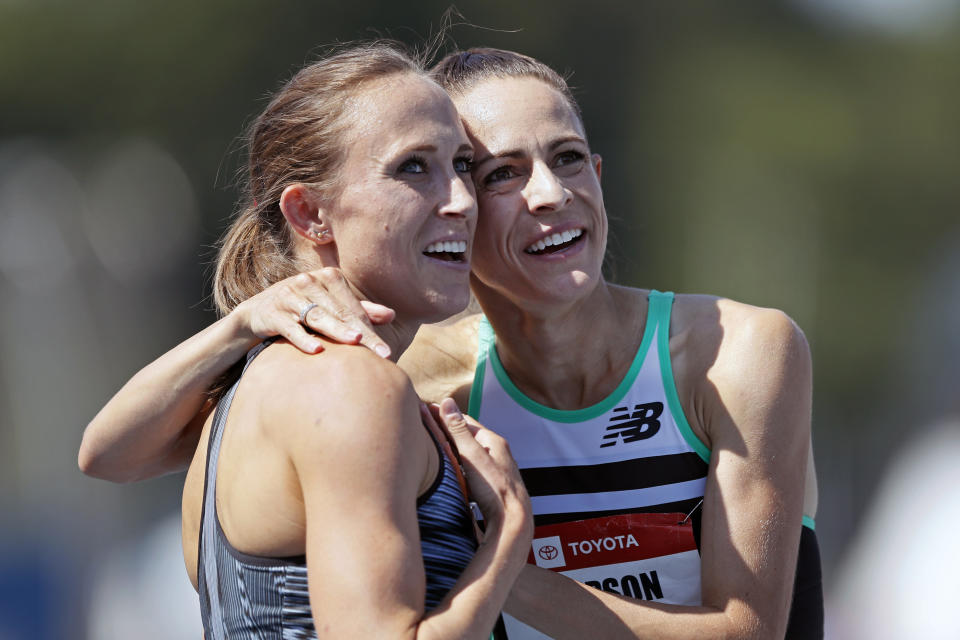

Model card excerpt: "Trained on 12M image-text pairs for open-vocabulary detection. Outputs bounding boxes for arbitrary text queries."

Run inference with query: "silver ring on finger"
[298,301,319,325]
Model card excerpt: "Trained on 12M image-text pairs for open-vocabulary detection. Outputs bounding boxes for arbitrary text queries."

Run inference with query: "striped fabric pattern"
[418,459,479,609]
[198,342,478,638]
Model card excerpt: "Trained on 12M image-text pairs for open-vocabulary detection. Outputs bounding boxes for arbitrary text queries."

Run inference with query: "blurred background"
[1,0,957,637]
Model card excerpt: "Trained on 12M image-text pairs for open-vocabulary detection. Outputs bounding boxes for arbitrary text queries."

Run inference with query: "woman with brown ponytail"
[81,42,533,639]
[82,46,821,639]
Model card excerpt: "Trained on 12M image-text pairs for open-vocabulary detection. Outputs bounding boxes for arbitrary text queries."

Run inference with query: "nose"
[522,161,572,214]
[438,173,477,221]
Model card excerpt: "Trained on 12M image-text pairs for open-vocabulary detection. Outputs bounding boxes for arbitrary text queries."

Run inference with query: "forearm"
[79,313,259,481]
[417,515,532,640]
[506,565,755,640]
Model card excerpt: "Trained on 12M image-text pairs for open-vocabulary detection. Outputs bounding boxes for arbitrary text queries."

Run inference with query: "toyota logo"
[538,545,558,561]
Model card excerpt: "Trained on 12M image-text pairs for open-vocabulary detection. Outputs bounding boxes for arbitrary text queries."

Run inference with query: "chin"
[414,288,471,324]
[529,270,600,306]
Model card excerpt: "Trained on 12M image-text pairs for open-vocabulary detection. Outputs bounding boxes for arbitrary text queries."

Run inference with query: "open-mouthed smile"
[524,228,585,255]
[423,240,468,263]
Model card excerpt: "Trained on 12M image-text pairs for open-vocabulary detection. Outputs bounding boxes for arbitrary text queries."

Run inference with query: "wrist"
[219,305,263,351]
[484,504,533,564]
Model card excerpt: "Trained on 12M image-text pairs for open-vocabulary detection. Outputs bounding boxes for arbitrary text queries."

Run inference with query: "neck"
[473,279,648,410]
[300,249,429,362]
[372,317,421,363]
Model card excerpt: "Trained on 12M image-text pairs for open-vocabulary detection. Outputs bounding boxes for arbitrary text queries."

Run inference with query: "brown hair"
[430,47,583,126]
[213,41,424,316]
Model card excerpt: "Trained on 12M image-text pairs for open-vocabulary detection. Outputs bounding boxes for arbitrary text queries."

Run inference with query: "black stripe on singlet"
[531,496,705,528]
[520,452,708,497]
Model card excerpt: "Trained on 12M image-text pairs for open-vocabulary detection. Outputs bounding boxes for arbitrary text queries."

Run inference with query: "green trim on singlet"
[651,291,712,464]
[467,317,497,419]
[802,515,816,531]
[472,303,657,424]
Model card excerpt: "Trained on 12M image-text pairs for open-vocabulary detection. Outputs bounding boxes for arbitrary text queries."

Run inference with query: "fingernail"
[441,398,462,418]
[375,344,391,358]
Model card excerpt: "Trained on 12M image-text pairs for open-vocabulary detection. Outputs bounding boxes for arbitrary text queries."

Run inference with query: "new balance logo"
[601,402,663,447]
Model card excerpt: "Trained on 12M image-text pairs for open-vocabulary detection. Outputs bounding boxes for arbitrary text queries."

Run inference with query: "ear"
[592,153,602,181]
[279,184,333,244]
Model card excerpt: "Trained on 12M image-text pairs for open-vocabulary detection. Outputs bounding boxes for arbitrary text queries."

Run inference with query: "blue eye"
[454,157,473,173]
[398,156,427,174]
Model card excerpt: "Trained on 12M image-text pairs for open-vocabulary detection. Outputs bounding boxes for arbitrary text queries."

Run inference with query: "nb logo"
[601,402,663,448]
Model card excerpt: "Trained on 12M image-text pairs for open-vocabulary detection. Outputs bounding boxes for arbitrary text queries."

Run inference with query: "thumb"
[436,398,480,441]
[359,301,396,325]
[438,397,466,432]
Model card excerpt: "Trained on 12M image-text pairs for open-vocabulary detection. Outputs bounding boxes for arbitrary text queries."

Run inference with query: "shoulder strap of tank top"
[648,291,711,463]
[467,316,495,419]
[419,404,471,505]
[204,339,274,481]
[197,338,275,614]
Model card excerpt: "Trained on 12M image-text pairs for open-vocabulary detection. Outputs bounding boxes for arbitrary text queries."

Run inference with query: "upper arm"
[697,306,811,635]
[279,352,430,637]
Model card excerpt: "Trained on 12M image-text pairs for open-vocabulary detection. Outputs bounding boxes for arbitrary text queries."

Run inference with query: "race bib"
[502,513,701,640]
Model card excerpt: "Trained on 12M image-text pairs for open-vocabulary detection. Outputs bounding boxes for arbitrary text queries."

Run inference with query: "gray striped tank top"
[198,341,478,638]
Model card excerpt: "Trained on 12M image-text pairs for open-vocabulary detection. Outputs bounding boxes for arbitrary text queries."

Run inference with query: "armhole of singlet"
[197,379,234,594]
[467,316,495,419]
[650,291,712,464]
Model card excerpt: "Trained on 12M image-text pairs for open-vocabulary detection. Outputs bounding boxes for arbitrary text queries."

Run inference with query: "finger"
[359,301,396,325]
[432,400,481,437]
[437,399,495,469]
[301,302,362,344]
[311,270,392,358]
[472,429,516,469]
[444,405,519,474]
[276,318,324,354]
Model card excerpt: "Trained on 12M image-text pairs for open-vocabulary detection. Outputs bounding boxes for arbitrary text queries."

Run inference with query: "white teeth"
[525,228,583,254]
[424,241,467,254]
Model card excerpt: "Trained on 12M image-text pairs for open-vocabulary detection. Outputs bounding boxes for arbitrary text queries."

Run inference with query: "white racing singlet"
[469,291,710,640]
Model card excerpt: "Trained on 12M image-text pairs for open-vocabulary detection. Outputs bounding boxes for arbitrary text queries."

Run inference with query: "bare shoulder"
[670,294,812,444]
[672,293,810,380]
[400,313,481,404]
[243,339,417,451]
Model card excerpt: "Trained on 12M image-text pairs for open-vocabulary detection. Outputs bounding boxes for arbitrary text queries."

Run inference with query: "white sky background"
[793,0,959,33]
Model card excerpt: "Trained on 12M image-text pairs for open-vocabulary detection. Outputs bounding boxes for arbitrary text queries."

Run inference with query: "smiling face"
[326,73,477,323]
[453,76,607,313]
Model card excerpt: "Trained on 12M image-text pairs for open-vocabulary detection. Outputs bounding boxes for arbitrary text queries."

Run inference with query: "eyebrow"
[388,142,474,157]
[373,142,473,164]
[473,135,587,166]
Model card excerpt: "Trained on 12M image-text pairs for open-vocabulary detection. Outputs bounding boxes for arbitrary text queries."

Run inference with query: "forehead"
[453,76,586,151]
[343,74,466,155]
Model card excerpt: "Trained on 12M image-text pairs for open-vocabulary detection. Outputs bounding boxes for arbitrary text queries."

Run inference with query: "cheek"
[475,196,514,249]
